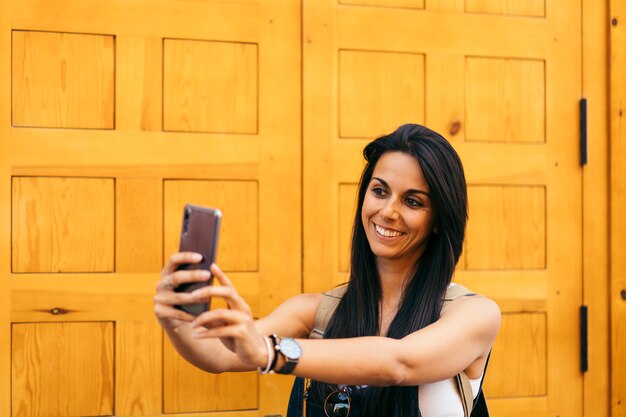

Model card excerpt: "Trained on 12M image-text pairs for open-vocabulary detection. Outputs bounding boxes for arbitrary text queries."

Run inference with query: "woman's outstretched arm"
[154,252,321,373]
[192,267,501,386]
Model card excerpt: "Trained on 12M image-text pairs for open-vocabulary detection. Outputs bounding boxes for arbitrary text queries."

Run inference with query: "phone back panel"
[174,204,221,315]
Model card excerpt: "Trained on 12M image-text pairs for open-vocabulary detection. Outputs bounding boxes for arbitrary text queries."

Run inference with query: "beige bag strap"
[446,284,476,417]
[309,283,476,417]
[455,371,474,417]
[310,285,347,339]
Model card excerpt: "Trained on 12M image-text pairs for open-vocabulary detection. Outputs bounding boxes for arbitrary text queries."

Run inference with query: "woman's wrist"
[257,335,274,374]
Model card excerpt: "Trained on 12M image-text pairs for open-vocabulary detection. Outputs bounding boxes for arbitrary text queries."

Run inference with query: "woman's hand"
[189,263,268,370]
[153,252,213,331]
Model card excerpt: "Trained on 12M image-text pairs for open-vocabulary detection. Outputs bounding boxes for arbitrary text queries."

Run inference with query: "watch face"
[280,338,302,359]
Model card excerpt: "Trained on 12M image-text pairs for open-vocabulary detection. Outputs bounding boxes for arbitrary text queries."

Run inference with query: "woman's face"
[361,151,436,268]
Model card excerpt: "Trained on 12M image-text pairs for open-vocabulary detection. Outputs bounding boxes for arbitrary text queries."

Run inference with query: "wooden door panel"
[116,178,163,273]
[163,38,258,134]
[115,320,162,416]
[116,36,163,132]
[483,313,548,397]
[465,57,545,143]
[466,185,546,270]
[12,322,114,417]
[339,50,425,138]
[488,397,548,417]
[304,2,582,417]
[12,31,115,129]
[12,177,115,273]
[163,340,258,413]
[2,1,300,415]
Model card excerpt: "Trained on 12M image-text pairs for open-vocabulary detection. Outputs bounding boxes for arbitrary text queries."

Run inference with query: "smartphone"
[174,204,222,315]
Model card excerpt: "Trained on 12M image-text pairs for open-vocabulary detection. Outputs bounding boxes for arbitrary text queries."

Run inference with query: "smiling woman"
[154,124,500,417]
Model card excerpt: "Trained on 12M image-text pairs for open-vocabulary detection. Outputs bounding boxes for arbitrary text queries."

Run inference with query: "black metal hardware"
[580,305,588,373]
[580,98,588,166]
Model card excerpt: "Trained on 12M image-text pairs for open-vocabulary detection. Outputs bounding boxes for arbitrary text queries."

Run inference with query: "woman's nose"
[380,198,400,220]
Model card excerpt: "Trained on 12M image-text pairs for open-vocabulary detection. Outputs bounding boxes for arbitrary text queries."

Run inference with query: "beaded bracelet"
[257,335,274,375]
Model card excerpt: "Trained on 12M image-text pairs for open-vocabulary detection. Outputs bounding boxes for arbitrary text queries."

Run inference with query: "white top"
[419,374,482,416]
[419,282,483,416]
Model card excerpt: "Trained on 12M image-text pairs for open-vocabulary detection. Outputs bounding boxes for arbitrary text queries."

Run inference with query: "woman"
[154,124,501,417]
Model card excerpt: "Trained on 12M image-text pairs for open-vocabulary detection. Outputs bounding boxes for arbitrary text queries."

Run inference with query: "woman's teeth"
[375,224,402,237]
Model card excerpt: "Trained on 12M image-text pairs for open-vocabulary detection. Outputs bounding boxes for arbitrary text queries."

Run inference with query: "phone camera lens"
[182,207,191,236]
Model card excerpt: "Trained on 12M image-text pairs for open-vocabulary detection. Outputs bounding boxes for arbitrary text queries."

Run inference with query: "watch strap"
[276,359,298,375]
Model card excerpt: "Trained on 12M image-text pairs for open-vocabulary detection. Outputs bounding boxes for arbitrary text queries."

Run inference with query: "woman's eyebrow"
[372,176,431,197]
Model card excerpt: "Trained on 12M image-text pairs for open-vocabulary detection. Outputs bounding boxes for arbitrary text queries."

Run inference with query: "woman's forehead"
[371,152,429,192]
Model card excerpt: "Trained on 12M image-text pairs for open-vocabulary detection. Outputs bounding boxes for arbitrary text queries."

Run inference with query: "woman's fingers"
[192,308,250,330]
[153,290,200,307]
[156,268,211,292]
[210,263,233,287]
[153,302,196,322]
[191,283,251,314]
[204,264,251,311]
[161,252,204,276]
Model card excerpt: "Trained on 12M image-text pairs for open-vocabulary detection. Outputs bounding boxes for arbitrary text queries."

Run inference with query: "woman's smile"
[374,223,404,238]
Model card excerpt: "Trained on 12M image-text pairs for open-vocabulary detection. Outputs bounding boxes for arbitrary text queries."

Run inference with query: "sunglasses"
[324,386,351,417]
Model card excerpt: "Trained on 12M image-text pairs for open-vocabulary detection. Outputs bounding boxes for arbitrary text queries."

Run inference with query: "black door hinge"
[580,98,588,166]
[580,305,588,373]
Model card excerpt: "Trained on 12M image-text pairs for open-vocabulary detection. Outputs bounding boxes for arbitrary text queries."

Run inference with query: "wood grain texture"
[3,0,301,414]
[486,397,548,417]
[163,335,258,413]
[582,0,610,415]
[466,0,545,17]
[12,31,114,129]
[116,320,162,416]
[465,57,545,143]
[611,0,626,414]
[338,183,358,273]
[116,178,162,273]
[426,0,464,12]
[303,0,339,294]
[426,53,465,141]
[304,2,583,417]
[545,2,584,415]
[163,39,258,134]
[340,0,424,9]
[339,49,425,138]
[465,185,546,270]
[483,313,547,397]
[11,322,114,417]
[0,0,11,415]
[116,36,162,131]
[12,177,115,273]
[0,1,610,416]
[10,272,258,323]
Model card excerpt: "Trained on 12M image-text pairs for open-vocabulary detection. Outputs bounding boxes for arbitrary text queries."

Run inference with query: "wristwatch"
[275,337,302,374]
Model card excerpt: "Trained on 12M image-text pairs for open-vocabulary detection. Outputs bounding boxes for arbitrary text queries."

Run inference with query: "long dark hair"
[310,124,468,416]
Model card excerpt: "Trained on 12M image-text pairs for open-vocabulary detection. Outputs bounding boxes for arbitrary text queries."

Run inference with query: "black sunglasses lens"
[324,391,350,417]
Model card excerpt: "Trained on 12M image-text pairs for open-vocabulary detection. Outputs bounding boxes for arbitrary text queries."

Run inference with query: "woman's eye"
[406,197,423,207]
[371,187,387,197]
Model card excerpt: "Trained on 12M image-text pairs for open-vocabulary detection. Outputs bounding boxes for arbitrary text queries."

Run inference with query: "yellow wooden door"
[303,1,583,416]
[0,0,300,415]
